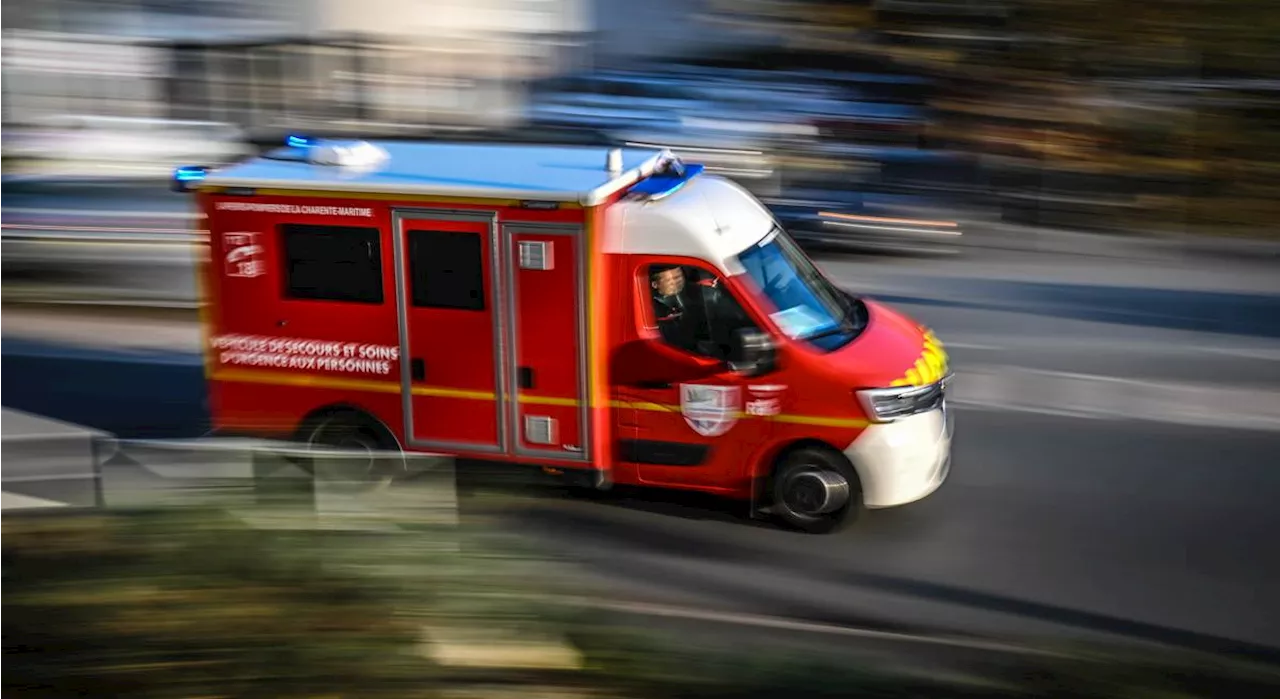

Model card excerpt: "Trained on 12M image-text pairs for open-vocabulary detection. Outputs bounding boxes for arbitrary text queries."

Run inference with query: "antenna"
[606,148,623,176]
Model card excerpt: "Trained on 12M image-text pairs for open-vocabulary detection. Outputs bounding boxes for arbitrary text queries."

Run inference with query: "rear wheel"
[304,410,404,491]
[771,446,862,534]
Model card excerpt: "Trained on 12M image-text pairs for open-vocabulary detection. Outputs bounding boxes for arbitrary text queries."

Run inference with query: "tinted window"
[409,229,486,311]
[281,224,383,304]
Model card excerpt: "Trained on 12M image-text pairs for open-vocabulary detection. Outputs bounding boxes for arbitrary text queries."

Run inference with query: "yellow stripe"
[190,209,217,381]
[585,205,605,412]
[611,399,679,413]
[211,370,869,430]
[519,395,579,407]
[214,368,574,405]
[773,414,870,429]
[200,186,582,209]
[213,368,400,394]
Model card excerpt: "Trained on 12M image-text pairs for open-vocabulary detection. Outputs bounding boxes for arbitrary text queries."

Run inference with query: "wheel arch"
[293,402,404,451]
[754,437,862,494]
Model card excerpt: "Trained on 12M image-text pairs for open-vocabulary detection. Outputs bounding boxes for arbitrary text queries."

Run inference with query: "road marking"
[939,342,1003,351]
[2,223,195,235]
[951,367,1280,431]
[579,599,1073,658]
[1193,346,1280,362]
[5,208,203,220]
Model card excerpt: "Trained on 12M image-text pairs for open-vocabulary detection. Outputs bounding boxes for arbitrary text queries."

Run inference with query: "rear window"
[281,224,383,304]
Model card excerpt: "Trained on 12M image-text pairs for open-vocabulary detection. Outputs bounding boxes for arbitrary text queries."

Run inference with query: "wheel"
[770,447,862,534]
[304,411,404,491]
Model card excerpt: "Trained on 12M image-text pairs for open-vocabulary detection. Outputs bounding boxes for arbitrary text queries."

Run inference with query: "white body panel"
[607,175,776,276]
[844,407,952,509]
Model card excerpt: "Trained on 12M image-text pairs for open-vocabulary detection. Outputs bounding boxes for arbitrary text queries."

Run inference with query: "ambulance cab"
[177,137,952,533]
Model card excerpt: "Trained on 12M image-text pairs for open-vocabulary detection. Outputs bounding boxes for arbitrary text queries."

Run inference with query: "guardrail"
[2,408,458,529]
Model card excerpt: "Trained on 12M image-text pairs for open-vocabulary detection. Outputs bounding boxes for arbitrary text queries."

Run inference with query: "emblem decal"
[746,384,787,417]
[680,384,743,437]
[223,231,265,278]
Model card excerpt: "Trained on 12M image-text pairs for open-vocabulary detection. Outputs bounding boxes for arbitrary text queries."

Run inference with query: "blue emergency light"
[628,162,705,201]
[171,165,210,193]
[286,134,320,148]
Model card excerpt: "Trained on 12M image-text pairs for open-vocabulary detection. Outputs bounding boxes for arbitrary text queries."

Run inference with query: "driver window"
[646,263,758,361]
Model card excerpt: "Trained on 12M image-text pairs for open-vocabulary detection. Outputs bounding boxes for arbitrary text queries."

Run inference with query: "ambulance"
[175,136,952,533]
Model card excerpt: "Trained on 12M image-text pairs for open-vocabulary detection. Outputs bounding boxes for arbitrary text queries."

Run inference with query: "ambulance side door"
[615,258,773,491]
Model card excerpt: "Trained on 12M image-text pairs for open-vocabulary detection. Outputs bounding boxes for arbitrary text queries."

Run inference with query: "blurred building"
[1,0,772,138]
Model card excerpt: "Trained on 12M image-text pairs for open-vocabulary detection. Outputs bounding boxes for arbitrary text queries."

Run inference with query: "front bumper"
[843,402,953,509]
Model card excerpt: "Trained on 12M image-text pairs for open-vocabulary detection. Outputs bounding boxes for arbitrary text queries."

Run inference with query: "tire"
[304,410,405,492]
[770,446,863,534]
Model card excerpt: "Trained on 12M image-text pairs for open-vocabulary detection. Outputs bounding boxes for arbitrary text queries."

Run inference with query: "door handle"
[636,380,672,389]
[518,366,535,390]
[411,358,425,382]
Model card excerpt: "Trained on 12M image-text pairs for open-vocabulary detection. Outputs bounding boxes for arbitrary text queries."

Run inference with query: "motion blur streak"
[4,0,1280,696]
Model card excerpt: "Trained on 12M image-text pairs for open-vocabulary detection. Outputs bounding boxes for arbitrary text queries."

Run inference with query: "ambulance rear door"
[500,222,590,463]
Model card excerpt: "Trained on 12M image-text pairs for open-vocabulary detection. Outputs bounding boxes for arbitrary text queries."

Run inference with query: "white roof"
[607,175,776,277]
[202,141,669,206]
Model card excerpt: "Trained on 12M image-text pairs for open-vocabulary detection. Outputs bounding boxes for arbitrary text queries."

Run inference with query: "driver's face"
[652,268,685,297]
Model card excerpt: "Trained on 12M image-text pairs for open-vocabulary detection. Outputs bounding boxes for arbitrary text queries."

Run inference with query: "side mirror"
[728,328,777,377]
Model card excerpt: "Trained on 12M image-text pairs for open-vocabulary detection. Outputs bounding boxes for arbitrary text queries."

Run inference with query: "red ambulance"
[176,136,952,533]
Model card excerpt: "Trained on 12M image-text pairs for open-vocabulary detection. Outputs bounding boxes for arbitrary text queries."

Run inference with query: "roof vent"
[606,148,623,176]
[307,140,389,170]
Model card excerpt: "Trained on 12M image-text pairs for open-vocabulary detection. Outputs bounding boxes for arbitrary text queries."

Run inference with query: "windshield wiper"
[802,318,857,342]
[801,296,866,342]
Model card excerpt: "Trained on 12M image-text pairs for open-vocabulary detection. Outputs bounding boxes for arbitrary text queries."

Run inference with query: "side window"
[281,224,383,304]
[408,229,485,311]
[646,263,758,361]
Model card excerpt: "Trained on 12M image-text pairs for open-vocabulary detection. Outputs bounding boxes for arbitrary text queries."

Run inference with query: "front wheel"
[771,447,862,534]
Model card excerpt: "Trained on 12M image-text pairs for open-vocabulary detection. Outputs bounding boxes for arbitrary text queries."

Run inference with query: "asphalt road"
[5,183,1280,659]
[489,408,1280,656]
[4,296,1280,660]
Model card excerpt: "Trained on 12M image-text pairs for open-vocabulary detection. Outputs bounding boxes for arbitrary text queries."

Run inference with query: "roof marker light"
[606,148,623,176]
[171,165,210,192]
[286,134,319,148]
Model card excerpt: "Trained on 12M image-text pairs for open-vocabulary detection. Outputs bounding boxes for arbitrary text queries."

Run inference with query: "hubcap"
[782,468,850,517]
[312,426,395,485]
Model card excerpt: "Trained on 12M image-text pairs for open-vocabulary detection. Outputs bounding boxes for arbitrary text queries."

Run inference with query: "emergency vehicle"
[175,136,952,533]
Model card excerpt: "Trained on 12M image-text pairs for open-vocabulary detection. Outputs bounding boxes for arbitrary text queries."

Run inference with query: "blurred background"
[5,1,1280,697]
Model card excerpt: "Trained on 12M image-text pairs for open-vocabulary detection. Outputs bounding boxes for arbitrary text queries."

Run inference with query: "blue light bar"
[628,163,705,200]
[171,165,210,193]
[286,134,319,148]
[175,166,207,182]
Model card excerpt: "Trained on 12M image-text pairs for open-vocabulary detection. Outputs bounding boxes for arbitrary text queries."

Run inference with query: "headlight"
[856,378,947,423]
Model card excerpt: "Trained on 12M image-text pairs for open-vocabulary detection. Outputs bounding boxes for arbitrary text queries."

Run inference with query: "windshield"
[737,225,861,351]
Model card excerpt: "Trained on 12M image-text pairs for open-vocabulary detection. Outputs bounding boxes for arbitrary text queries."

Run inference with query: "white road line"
[952,367,1280,431]
[6,208,202,220]
[580,599,1073,658]
[938,336,1280,361]
[939,342,1004,351]
[1193,346,1280,362]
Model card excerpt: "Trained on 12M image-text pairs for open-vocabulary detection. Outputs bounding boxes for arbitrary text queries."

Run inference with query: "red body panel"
[506,226,587,457]
[200,188,934,500]
[401,216,501,449]
[202,191,589,464]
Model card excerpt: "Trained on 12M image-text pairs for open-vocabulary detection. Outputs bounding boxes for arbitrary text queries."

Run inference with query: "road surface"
[4,291,1280,659]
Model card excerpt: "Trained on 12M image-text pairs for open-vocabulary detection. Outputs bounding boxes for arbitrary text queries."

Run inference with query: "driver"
[651,265,697,349]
